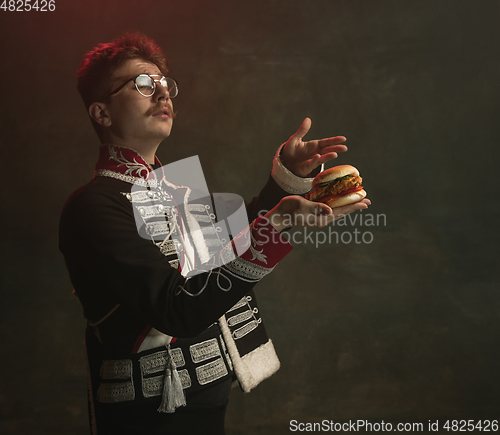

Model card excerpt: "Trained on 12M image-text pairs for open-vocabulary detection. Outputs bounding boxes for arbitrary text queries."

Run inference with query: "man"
[59,32,370,434]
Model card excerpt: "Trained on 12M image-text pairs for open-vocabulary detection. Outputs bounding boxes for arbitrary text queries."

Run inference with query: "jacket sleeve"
[245,145,323,220]
[59,182,292,340]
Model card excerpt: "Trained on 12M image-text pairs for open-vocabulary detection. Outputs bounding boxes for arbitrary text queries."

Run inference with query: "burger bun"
[325,189,366,208]
[312,165,360,188]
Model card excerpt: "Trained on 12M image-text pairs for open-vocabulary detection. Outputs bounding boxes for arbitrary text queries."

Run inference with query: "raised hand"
[281,118,348,177]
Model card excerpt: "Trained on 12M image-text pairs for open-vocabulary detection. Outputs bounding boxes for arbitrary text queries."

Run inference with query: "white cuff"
[271,143,324,195]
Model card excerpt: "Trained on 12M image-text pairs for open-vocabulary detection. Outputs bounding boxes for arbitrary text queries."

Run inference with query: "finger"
[315,152,339,165]
[306,199,333,220]
[305,142,347,156]
[333,200,370,219]
[297,196,330,213]
[300,154,322,174]
[303,152,338,173]
[319,144,348,154]
[290,117,312,142]
[294,206,336,227]
[315,203,333,216]
[317,136,347,147]
[321,213,337,227]
[307,154,322,167]
[309,210,335,227]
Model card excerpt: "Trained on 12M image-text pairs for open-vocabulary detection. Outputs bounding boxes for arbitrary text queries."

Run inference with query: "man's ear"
[89,102,112,127]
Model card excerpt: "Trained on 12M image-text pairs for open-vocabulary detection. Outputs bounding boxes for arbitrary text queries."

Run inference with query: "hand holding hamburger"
[306,165,367,208]
[265,118,370,233]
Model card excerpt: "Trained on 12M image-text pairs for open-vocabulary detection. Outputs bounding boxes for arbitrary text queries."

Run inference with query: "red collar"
[94,144,164,186]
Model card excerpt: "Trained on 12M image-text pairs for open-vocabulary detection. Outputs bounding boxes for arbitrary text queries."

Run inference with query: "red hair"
[77,31,169,139]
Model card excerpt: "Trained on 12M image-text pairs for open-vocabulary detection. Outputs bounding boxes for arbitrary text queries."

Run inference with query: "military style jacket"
[59,144,317,414]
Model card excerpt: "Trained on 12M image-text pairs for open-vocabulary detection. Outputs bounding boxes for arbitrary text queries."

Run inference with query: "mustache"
[144,104,178,118]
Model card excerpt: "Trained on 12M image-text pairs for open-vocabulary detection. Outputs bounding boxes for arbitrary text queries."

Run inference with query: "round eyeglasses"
[102,74,178,100]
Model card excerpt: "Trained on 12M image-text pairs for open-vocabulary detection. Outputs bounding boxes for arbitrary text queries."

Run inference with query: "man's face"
[102,58,174,144]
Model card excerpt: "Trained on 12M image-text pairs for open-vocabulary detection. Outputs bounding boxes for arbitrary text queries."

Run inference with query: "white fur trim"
[183,189,211,264]
[218,315,280,393]
[177,188,211,276]
[271,143,324,194]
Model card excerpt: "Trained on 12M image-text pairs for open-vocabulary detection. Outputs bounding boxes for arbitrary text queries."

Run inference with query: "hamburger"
[306,165,366,208]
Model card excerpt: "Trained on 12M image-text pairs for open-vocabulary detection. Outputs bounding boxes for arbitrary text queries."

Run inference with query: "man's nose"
[153,82,171,101]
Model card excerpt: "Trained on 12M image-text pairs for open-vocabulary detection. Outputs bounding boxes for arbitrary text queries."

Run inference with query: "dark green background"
[1,1,499,433]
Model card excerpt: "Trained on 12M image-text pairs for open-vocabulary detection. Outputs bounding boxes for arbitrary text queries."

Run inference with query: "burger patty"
[307,175,362,202]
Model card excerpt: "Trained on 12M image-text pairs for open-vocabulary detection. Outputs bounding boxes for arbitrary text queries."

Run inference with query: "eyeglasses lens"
[135,75,155,97]
[134,75,178,98]
[161,77,178,98]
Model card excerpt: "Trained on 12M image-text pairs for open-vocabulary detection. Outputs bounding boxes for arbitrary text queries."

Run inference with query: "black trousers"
[94,401,228,435]
[92,378,232,435]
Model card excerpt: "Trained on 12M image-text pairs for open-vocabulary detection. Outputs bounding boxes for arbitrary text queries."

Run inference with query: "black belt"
[96,325,234,406]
